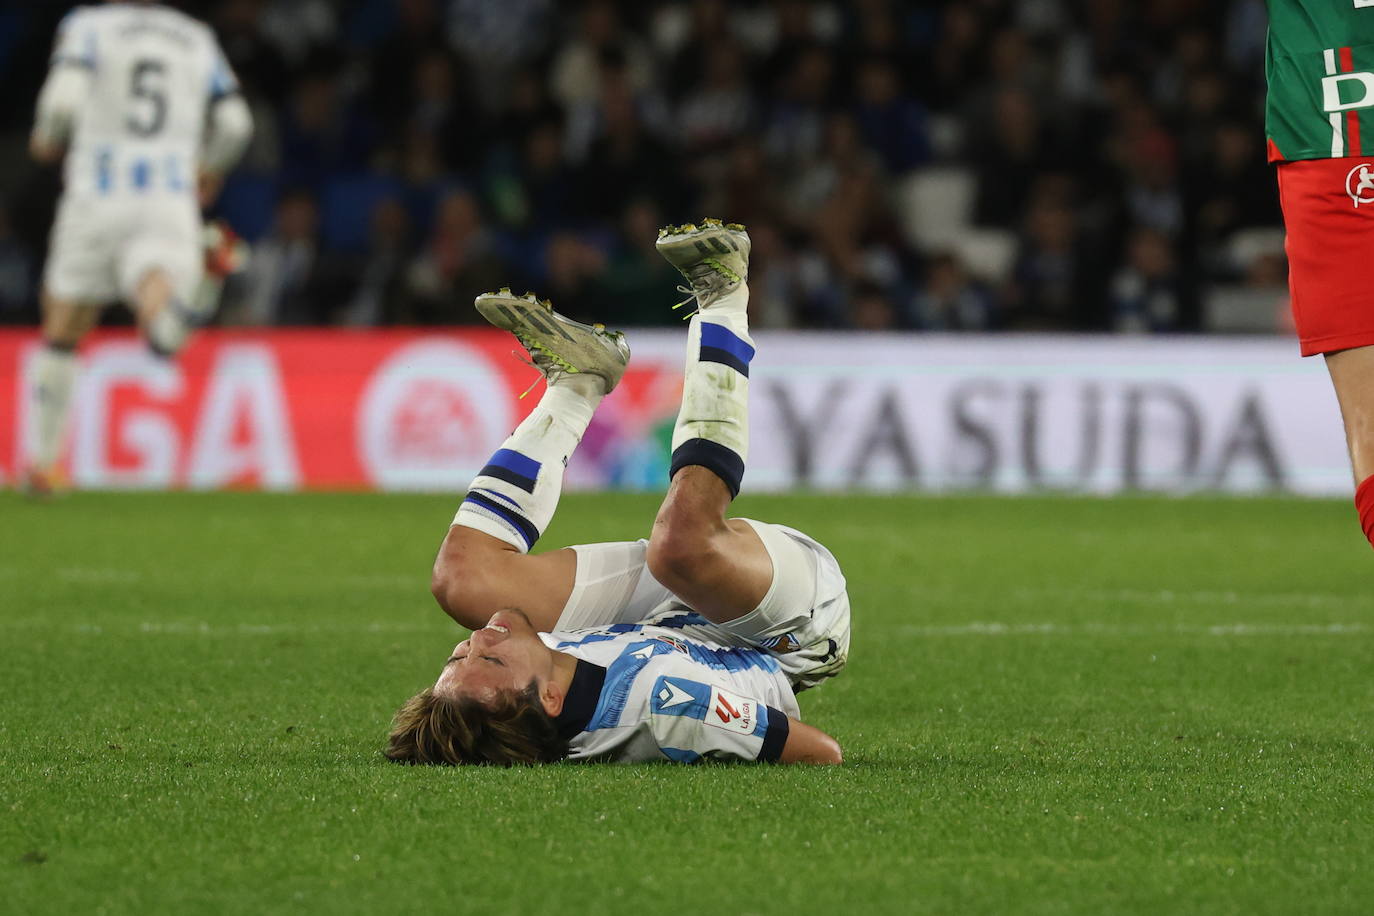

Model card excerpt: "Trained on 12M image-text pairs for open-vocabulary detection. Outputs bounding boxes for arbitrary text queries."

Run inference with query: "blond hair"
[384,684,565,766]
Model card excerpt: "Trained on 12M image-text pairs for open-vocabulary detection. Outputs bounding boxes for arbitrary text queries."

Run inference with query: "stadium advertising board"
[0,330,1350,495]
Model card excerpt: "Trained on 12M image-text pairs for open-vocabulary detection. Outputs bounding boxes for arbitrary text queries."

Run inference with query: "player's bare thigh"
[646,466,774,625]
[1324,344,1374,482]
[40,290,102,346]
[430,526,578,632]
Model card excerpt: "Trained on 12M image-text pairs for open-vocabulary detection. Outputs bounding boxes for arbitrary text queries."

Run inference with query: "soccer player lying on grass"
[386,220,850,766]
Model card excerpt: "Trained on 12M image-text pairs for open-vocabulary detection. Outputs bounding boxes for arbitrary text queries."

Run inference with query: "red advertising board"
[0,329,685,491]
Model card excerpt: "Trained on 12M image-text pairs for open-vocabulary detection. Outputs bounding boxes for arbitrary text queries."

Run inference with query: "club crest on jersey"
[1346,163,1374,207]
[759,633,802,653]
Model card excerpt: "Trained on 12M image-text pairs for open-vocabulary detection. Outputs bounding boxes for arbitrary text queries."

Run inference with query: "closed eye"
[442,654,503,668]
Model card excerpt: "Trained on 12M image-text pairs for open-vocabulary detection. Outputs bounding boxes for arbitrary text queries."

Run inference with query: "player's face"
[432,609,555,708]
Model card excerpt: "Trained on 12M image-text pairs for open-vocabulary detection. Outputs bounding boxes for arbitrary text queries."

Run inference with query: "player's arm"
[198,44,253,205]
[648,680,843,765]
[778,716,843,765]
[200,97,251,186]
[31,15,95,165]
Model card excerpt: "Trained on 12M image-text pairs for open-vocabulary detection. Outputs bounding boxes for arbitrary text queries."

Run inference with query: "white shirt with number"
[49,3,238,199]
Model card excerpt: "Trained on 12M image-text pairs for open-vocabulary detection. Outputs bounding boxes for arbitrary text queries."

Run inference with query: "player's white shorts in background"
[557,519,851,692]
[44,194,202,306]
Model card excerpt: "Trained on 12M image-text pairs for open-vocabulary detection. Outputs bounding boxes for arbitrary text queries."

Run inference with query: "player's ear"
[538,679,566,718]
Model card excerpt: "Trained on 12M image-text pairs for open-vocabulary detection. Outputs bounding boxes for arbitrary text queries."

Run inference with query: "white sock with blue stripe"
[670,283,753,498]
[453,374,604,552]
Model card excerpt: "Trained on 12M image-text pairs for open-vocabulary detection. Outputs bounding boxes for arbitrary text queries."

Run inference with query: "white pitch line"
[132,620,439,636]
[896,622,1369,637]
[0,618,1365,639]
[898,584,1360,611]
[1012,587,1359,610]
[1202,622,1369,635]
[38,568,416,590]
[0,620,443,637]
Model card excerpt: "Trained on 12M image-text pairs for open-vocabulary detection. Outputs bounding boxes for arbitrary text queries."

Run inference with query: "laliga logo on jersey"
[715,695,741,723]
[707,686,755,734]
[1347,163,1374,208]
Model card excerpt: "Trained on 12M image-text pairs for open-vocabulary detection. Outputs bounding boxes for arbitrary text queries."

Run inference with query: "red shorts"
[1277,156,1374,356]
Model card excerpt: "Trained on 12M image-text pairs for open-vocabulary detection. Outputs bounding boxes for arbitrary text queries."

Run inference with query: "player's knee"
[144,308,189,359]
[41,296,96,346]
[145,336,181,360]
[646,521,724,593]
[40,336,79,355]
[429,553,491,630]
[43,329,84,351]
[429,560,466,620]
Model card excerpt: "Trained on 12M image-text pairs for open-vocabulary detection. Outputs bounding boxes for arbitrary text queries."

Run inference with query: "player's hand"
[198,172,225,208]
[29,133,62,165]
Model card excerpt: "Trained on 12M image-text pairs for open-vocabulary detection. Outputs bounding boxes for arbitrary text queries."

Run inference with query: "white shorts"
[44,194,202,306]
[557,519,851,691]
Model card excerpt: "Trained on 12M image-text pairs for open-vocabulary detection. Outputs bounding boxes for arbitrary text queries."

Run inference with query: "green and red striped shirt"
[1266,0,1374,161]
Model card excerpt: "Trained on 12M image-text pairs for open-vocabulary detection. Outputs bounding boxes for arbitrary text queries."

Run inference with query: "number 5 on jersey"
[127,59,167,137]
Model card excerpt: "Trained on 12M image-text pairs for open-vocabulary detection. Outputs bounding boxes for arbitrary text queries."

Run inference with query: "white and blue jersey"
[544,607,801,764]
[47,3,238,198]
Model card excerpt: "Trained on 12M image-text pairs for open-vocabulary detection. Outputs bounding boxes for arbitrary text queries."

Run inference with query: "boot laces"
[509,335,571,399]
[671,260,738,319]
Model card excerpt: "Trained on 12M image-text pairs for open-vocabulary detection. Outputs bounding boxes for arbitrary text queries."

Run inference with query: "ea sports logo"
[1346,163,1374,208]
[358,339,514,490]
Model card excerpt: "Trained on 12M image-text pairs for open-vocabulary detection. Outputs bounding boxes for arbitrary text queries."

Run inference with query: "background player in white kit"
[24,0,253,494]
[386,220,850,766]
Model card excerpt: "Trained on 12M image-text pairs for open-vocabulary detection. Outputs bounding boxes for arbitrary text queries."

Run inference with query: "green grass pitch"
[2,490,1371,914]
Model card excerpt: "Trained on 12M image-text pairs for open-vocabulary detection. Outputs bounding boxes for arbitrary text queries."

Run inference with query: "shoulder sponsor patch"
[650,677,760,736]
[650,676,712,719]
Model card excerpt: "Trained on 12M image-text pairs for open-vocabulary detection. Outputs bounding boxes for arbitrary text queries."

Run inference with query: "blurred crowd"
[0,0,1287,332]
